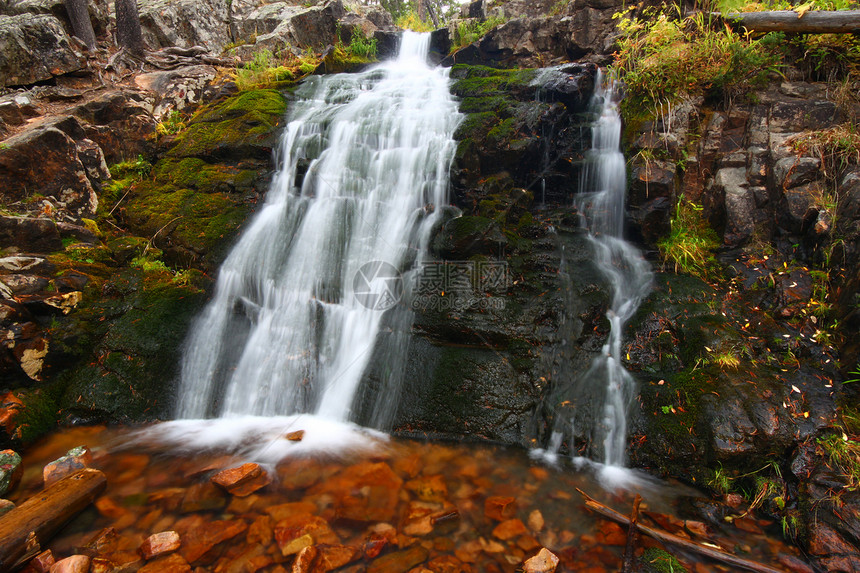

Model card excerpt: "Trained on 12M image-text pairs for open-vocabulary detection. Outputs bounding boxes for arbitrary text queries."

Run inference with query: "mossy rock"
[55,268,208,423]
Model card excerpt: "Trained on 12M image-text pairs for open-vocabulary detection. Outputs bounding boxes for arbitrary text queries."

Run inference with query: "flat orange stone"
[484,496,516,521]
[139,531,180,560]
[492,518,528,540]
[138,553,191,573]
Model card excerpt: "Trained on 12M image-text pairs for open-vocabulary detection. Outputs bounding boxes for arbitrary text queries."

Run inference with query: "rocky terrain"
[0,0,859,570]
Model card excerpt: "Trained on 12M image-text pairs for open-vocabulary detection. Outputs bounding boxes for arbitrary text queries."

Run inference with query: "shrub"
[657,196,721,280]
[611,6,784,117]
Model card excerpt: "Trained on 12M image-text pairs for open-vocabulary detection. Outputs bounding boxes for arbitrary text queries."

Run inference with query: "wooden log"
[723,10,860,33]
[621,494,641,573]
[0,469,107,570]
[576,489,789,573]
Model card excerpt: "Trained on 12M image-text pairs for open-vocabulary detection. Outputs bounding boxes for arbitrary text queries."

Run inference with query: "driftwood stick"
[0,469,107,570]
[620,494,641,573]
[722,10,860,33]
[576,489,788,573]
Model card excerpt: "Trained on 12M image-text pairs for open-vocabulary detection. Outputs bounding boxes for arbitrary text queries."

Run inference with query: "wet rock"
[43,445,91,486]
[180,481,228,513]
[405,474,448,502]
[138,552,191,573]
[69,91,157,164]
[48,555,90,573]
[485,496,517,521]
[0,14,84,87]
[91,551,144,573]
[0,449,22,496]
[2,274,49,296]
[317,544,361,570]
[24,549,54,573]
[176,515,247,564]
[211,462,271,496]
[808,521,860,572]
[0,216,63,253]
[309,461,402,522]
[291,545,318,572]
[139,531,181,560]
[366,545,429,573]
[78,527,118,557]
[274,513,338,555]
[286,430,305,441]
[492,517,528,540]
[523,548,559,573]
[528,510,545,532]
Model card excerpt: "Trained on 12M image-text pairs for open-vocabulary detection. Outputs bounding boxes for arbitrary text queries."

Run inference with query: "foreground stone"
[523,548,560,573]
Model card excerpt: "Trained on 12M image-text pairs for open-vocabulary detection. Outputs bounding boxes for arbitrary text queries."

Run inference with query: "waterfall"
[577,72,653,467]
[175,32,461,423]
[534,72,652,470]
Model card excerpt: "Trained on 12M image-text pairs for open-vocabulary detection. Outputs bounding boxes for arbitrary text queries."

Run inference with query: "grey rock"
[774,156,821,190]
[0,13,84,87]
[138,0,231,52]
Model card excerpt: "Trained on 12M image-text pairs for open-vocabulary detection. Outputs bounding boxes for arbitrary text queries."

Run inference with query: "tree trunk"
[115,0,145,55]
[64,0,97,50]
[724,10,860,33]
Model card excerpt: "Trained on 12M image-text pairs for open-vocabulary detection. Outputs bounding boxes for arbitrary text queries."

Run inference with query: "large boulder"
[0,121,99,215]
[138,0,231,52]
[0,13,84,87]
[235,0,346,56]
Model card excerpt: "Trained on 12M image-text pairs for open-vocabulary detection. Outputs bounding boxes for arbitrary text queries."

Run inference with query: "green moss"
[12,389,59,445]
[57,269,208,422]
[640,548,688,573]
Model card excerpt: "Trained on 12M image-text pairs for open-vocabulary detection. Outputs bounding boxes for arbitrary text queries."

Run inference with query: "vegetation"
[611,6,784,117]
[234,49,302,91]
[452,16,507,51]
[155,110,186,137]
[818,432,860,489]
[396,9,435,31]
[657,196,720,280]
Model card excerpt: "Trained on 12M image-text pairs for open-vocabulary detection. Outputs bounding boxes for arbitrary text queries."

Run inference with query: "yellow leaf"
[794,3,812,17]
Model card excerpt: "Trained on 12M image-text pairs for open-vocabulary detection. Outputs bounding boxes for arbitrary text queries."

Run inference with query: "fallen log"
[620,494,641,573]
[723,10,860,33]
[576,489,789,573]
[0,469,107,570]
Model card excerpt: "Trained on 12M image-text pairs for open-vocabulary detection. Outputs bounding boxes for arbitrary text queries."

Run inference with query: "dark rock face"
[370,63,603,444]
[444,0,624,68]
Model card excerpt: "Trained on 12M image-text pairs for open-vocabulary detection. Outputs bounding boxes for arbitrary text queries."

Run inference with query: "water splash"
[176,32,461,425]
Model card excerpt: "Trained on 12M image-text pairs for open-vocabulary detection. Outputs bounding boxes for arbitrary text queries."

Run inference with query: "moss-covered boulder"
[117,89,287,270]
[450,64,595,208]
[626,273,840,486]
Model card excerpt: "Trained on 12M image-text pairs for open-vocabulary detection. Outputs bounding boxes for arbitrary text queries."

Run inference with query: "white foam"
[120,415,388,464]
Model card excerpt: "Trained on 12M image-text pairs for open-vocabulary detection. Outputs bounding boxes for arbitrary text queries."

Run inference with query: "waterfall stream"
[576,73,653,467]
[175,32,461,423]
[535,72,652,471]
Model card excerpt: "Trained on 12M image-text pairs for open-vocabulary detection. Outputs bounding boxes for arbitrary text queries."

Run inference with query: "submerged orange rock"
[211,462,272,497]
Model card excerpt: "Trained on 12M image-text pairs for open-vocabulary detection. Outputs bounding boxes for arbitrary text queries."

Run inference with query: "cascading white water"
[576,72,653,467]
[176,32,461,423]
